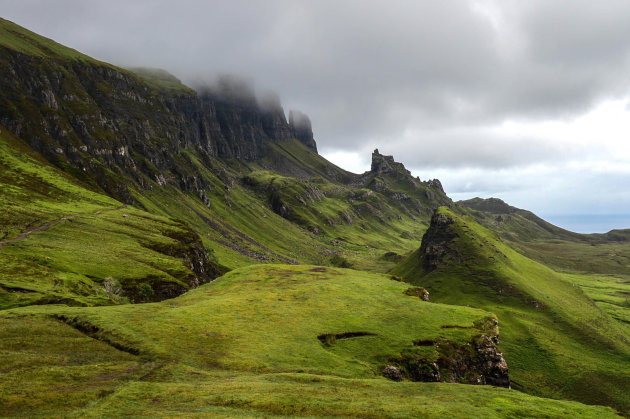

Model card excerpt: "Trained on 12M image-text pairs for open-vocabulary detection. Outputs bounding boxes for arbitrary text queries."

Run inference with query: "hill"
[458,197,630,277]
[0,264,620,417]
[0,126,220,309]
[393,207,630,413]
[0,16,449,278]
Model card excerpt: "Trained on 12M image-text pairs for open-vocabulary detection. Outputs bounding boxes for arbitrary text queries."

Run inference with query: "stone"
[383,365,403,381]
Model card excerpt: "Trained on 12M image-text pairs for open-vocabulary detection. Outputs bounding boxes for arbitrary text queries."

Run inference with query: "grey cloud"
[2,0,630,219]
[4,1,630,143]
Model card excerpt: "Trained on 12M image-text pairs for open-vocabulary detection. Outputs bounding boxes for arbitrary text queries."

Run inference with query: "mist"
[2,0,630,231]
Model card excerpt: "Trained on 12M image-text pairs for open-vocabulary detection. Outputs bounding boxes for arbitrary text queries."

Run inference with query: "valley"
[1,16,630,418]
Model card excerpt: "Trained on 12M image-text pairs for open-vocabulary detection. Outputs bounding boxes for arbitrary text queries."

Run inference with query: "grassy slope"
[458,198,630,278]
[511,238,630,278]
[127,139,430,273]
[0,18,97,61]
[127,67,195,93]
[1,265,619,418]
[1,16,436,274]
[0,17,626,416]
[393,207,630,414]
[0,127,216,308]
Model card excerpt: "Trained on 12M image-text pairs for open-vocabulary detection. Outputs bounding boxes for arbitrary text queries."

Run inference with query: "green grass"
[0,127,118,239]
[5,265,493,376]
[127,67,195,93]
[1,265,621,418]
[393,207,630,414]
[0,18,97,61]
[0,207,212,308]
[0,127,217,309]
[126,142,430,274]
[1,17,628,416]
[512,239,630,278]
[562,272,630,329]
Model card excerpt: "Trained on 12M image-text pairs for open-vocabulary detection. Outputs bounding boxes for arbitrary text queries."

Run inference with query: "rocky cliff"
[0,28,316,203]
[385,316,510,387]
[288,110,317,152]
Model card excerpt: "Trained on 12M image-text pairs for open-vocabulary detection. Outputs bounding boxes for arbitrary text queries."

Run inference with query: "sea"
[540,214,630,234]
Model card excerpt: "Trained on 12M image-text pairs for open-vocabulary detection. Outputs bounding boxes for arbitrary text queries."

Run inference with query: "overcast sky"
[2,0,630,232]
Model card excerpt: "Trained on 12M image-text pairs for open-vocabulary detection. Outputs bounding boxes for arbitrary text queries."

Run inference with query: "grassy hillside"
[0,16,449,275]
[0,17,98,61]
[458,197,630,278]
[393,207,630,414]
[0,127,219,309]
[1,265,620,417]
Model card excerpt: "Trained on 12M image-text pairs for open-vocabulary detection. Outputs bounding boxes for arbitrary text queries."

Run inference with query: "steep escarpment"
[0,18,317,204]
[0,17,458,283]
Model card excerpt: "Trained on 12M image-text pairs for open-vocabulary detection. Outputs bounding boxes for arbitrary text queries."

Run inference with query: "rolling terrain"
[393,207,630,413]
[1,17,630,417]
[0,265,620,418]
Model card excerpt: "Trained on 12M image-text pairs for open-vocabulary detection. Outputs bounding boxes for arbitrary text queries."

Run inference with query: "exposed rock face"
[134,221,221,301]
[289,110,317,152]
[370,149,410,176]
[383,365,403,381]
[426,179,444,193]
[419,211,457,272]
[0,48,317,202]
[386,318,510,388]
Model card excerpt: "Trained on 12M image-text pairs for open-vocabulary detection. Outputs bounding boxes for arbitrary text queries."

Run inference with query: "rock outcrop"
[419,211,458,272]
[0,46,317,203]
[289,110,317,152]
[386,317,510,388]
[129,221,221,302]
[370,149,410,176]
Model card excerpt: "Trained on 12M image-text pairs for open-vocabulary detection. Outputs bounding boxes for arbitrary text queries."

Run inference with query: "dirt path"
[0,205,126,248]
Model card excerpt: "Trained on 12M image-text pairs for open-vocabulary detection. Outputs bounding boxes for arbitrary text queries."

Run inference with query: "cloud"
[2,0,630,221]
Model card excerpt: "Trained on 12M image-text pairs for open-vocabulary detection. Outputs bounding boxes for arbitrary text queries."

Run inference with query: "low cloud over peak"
[2,0,630,223]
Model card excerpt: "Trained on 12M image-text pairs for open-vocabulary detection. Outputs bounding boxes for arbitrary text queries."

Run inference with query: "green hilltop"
[1,265,621,418]
[393,207,630,412]
[1,16,630,417]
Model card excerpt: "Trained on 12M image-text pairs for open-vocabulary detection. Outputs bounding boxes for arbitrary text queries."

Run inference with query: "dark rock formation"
[387,318,510,388]
[370,149,411,176]
[426,179,444,193]
[408,361,441,382]
[383,365,403,381]
[133,221,221,301]
[0,48,317,203]
[419,211,457,272]
[289,110,317,152]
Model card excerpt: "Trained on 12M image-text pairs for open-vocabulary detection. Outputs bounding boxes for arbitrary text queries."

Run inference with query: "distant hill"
[459,197,630,242]
[393,207,630,413]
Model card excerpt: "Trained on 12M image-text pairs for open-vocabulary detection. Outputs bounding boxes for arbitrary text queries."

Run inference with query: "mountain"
[458,197,629,242]
[1,17,629,417]
[458,197,630,277]
[0,16,450,299]
[393,207,630,413]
